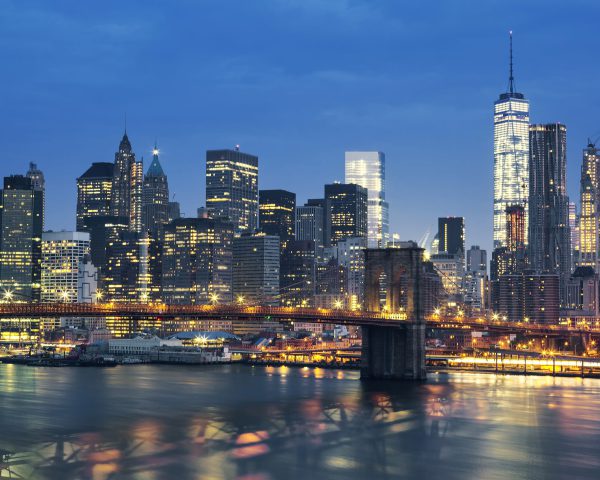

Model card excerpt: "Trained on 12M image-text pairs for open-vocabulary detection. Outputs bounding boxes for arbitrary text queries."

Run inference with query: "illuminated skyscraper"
[345,151,389,247]
[76,162,114,231]
[259,189,295,253]
[528,123,570,303]
[578,142,599,268]
[206,148,258,234]
[162,218,234,304]
[233,233,279,306]
[493,32,530,248]
[110,132,143,232]
[437,217,465,256]
[142,143,170,239]
[296,203,324,260]
[0,175,44,301]
[41,231,90,303]
[324,183,368,246]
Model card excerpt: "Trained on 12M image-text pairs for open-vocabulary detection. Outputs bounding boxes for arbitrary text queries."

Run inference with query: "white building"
[108,336,182,355]
[77,255,98,303]
[41,231,90,303]
[493,33,530,248]
[345,151,389,248]
[336,236,366,309]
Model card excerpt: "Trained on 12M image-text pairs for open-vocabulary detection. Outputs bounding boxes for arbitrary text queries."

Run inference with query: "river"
[0,363,599,479]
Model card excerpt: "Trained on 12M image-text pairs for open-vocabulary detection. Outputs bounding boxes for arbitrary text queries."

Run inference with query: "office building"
[336,236,366,309]
[324,183,367,246]
[296,203,324,260]
[438,217,465,256]
[162,218,234,304]
[578,142,599,268]
[26,162,45,229]
[524,272,560,324]
[280,240,316,307]
[259,189,295,253]
[82,215,129,279]
[493,32,530,248]
[110,132,143,232]
[569,202,579,267]
[206,148,258,234]
[77,255,98,303]
[465,246,487,313]
[528,123,570,303]
[103,231,160,302]
[566,266,598,314]
[232,233,279,305]
[142,144,170,239]
[345,151,389,247]
[168,201,181,222]
[431,252,464,299]
[0,175,44,301]
[41,231,90,303]
[76,162,114,231]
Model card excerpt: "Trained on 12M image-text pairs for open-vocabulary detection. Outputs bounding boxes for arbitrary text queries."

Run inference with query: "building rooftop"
[78,162,114,180]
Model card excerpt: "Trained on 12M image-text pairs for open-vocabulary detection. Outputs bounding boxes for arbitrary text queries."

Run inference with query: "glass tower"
[493,32,530,248]
[259,189,296,253]
[579,143,599,268]
[76,162,114,231]
[142,144,170,239]
[206,148,258,234]
[345,151,389,248]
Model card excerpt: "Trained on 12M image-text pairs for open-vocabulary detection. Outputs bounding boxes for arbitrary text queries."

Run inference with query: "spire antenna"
[508,30,515,94]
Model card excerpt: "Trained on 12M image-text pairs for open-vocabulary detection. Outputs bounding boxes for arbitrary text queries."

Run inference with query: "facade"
[41,231,90,303]
[336,236,367,309]
[232,233,279,306]
[566,266,598,314]
[431,253,464,298]
[528,123,571,303]
[524,272,560,324]
[464,246,487,312]
[82,215,129,279]
[110,132,143,232]
[493,33,530,248]
[437,217,465,256]
[578,143,599,268]
[324,183,368,247]
[344,151,389,247]
[162,218,234,304]
[296,203,324,260]
[103,231,161,302]
[77,255,98,303]
[280,240,316,307]
[26,162,45,229]
[76,162,114,231]
[568,202,579,267]
[259,189,295,253]
[168,201,181,222]
[0,175,44,301]
[206,148,259,234]
[142,144,170,239]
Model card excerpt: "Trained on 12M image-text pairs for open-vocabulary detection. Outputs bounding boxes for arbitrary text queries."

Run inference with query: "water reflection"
[1,365,600,479]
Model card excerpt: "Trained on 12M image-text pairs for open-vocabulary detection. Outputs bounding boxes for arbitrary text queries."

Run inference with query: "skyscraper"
[324,183,368,246]
[280,239,316,307]
[206,148,258,234]
[76,162,114,231]
[41,231,90,303]
[26,162,45,229]
[162,218,234,304]
[493,32,530,248]
[528,123,571,303]
[578,142,599,268]
[232,233,279,305]
[110,132,143,232]
[437,217,465,256]
[259,189,295,253]
[142,143,170,239]
[0,175,44,301]
[345,151,389,247]
[296,203,324,260]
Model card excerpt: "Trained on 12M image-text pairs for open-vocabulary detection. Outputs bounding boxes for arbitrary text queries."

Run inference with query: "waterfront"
[1,365,600,479]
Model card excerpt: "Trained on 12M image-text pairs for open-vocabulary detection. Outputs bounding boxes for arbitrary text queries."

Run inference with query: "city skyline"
[2,2,600,255]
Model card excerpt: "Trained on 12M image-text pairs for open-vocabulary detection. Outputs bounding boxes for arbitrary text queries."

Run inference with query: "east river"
[1,364,600,479]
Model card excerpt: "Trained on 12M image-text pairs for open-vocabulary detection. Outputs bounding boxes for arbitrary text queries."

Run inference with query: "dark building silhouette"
[76,162,114,231]
[324,183,368,246]
[82,215,129,283]
[280,240,316,307]
[437,217,465,256]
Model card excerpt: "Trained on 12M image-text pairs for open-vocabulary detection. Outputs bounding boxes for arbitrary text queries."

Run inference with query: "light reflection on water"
[1,364,600,479]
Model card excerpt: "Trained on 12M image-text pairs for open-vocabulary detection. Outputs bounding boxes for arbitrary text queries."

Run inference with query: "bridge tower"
[361,246,426,380]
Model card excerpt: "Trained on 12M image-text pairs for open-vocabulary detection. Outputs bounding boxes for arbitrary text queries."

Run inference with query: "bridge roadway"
[0,303,599,336]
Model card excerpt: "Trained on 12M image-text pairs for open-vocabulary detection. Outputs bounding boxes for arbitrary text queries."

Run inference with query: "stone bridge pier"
[360,246,426,380]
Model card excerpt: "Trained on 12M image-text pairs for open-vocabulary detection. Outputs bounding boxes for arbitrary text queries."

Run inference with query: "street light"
[3,289,14,302]
[236,295,245,305]
[210,293,219,304]
[334,299,343,309]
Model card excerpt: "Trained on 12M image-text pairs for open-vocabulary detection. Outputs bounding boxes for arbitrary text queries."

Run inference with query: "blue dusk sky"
[1,0,598,254]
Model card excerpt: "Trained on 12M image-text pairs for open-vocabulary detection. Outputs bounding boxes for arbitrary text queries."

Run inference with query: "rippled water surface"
[1,363,600,479]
